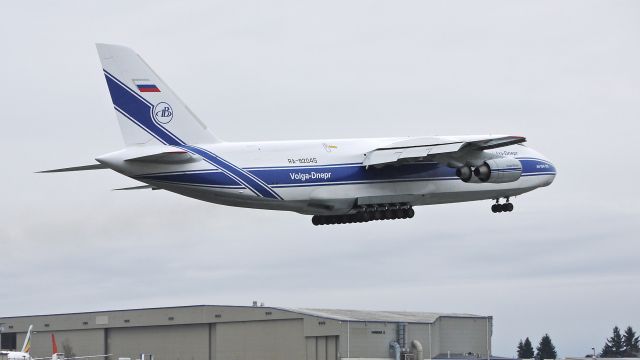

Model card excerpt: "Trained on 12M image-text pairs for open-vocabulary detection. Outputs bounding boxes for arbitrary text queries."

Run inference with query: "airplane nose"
[542,159,557,186]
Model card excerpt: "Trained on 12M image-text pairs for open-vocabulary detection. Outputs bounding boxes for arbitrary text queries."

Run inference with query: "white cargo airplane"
[41,44,556,225]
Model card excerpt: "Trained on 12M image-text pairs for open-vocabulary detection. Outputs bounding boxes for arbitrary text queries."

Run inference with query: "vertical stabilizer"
[51,334,58,355]
[96,43,220,147]
[21,325,33,353]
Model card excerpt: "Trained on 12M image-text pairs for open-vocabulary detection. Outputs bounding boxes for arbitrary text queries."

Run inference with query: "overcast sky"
[1,0,639,357]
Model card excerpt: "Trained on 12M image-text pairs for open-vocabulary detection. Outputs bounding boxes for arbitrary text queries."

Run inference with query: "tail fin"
[96,43,220,147]
[21,325,33,353]
[51,334,58,355]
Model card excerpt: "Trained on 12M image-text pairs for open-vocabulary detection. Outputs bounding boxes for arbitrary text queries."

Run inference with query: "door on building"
[0,333,17,351]
[306,336,338,360]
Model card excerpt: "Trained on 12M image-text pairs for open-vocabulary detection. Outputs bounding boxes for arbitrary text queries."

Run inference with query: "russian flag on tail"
[133,79,160,92]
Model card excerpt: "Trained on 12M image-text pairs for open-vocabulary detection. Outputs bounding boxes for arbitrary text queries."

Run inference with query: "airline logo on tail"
[133,79,160,93]
[153,102,173,124]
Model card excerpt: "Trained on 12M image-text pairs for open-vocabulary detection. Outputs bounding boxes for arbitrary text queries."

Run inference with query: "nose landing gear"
[491,198,514,213]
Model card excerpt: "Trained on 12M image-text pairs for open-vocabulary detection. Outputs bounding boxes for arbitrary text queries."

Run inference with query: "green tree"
[518,340,524,358]
[536,334,557,360]
[522,338,535,358]
[601,326,625,357]
[623,326,640,357]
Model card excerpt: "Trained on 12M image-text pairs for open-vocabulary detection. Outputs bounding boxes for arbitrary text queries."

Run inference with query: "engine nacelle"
[455,166,473,182]
[473,158,522,183]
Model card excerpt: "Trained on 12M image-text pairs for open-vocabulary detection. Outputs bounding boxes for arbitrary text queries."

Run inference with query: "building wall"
[343,322,395,359]
[437,317,492,357]
[215,319,305,360]
[106,324,209,360]
[406,323,434,360]
[336,318,489,360]
[17,329,105,360]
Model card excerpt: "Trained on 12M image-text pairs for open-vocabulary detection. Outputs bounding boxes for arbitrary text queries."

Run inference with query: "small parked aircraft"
[0,328,109,360]
[1,325,33,360]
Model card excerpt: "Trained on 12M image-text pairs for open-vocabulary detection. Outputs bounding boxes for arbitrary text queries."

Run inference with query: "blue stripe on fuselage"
[103,70,282,200]
[518,158,556,174]
[250,162,452,186]
[137,170,239,188]
[138,158,555,190]
[180,145,283,199]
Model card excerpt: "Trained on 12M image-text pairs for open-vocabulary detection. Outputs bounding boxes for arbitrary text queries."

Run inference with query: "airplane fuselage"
[97,138,556,215]
[1,352,30,360]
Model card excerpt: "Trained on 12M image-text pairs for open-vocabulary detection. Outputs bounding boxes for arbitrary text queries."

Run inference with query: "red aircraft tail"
[51,334,58,354]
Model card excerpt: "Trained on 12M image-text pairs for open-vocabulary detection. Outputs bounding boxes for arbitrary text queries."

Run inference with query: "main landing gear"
[311,204,415,226]
[491,198,514,213]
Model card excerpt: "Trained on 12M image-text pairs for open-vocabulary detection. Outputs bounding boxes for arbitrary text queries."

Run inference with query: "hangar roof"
[0,305,488,331]
[285,308,487,323]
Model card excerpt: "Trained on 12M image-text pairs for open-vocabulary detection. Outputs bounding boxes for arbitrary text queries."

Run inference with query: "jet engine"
[455,166,473,182]
[473,158,522,183]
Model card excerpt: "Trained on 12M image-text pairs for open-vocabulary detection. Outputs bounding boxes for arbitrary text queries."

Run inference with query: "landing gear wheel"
[384,209,393,220]
[491,199,514,214]
[406,208,415,218]
[312,215,320,226]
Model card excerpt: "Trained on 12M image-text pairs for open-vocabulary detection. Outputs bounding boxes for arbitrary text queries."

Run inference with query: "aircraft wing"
[34,355,113,360]
[124,148,195,163]
[37,163,108,173]
[113,185,159,191]
[362,135,526,167]
[64,355,112,359]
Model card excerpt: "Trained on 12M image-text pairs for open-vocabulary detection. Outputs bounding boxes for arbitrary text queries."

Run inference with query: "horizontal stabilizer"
[113,185,159,191]
[124,150,196,164]
[37,164,108,173]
